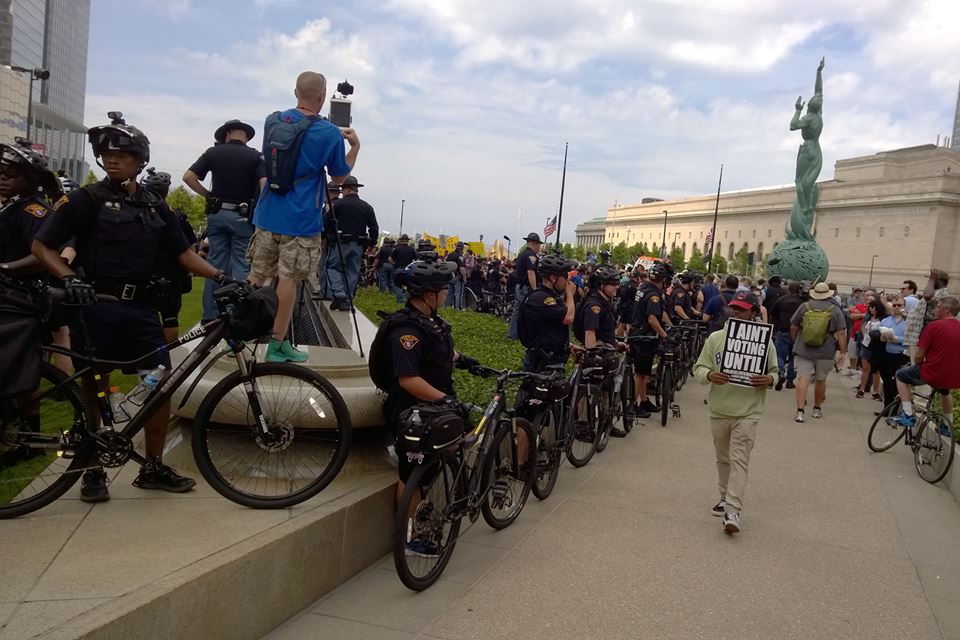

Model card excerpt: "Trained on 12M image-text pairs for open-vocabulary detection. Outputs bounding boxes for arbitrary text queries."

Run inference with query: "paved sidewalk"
[268,373,960,640]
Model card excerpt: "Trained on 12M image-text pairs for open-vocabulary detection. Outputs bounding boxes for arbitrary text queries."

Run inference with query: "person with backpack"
[517,254,576,372]
[183,119,265,324]
[248,71,360,362]
[789,282,848,423]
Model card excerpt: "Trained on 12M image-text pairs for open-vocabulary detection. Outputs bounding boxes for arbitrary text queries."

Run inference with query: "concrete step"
[0,433,396,640]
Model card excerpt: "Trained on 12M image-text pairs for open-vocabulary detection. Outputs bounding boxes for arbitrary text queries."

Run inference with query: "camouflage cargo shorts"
[246,228,322,281]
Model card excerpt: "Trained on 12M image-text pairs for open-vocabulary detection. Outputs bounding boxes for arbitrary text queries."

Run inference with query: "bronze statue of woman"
[786,57,824,241]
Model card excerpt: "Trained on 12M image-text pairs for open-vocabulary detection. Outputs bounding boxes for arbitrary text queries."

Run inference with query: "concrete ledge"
[943,442,960,503]
[35,475,395,640]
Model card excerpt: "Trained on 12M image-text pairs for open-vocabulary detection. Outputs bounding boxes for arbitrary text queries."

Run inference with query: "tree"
[687,247,706,272]
[611,241,629,266]
[731,247,750,275]
[82,170,98,186]
[637,242,650,257]
[572,245,586,261]
[711,254,728,275]
[599,242,611,254]
[668,246,686,271]
[651,243,659,258]
[167,185,206,231]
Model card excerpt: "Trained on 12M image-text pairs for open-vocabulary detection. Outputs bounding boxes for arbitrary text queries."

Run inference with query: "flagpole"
[554,142,568,252]
[706,163,724,274]
[517,207,522,259]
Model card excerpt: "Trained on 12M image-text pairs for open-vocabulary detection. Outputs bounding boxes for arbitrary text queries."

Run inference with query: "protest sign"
[720,318,772,386]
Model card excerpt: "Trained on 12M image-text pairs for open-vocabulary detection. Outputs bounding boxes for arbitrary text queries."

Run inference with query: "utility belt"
[332,231,368,245]
[206,197,251,216]
[93,278,171,306]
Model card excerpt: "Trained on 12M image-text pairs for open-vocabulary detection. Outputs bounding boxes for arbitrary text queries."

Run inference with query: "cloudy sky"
[85,0,959,243]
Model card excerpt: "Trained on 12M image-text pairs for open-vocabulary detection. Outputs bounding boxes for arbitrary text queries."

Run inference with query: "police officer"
[445,241,467,309]
[383,257,483,555]
[578,264,626,350]
[183,119,265,322]
[508,232,542,340]
[32,112,231,503]
[389,234,415,304]
[326,175,378,310]
[671,271,703,321]
[617,266,642,337]
[517,254,576,372]
[629,262,673,418]
[0,138,59,274]
[140,167,200,342]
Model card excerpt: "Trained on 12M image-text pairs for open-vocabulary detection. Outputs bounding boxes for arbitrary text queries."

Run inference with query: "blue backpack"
[262,111,320,194]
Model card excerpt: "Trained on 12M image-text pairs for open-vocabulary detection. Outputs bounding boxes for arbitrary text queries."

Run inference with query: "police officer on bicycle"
[629,262,674,418]
[517,254,576,372]
[577,264,626,351]
[0,138,60,274]
[32,112,232,503]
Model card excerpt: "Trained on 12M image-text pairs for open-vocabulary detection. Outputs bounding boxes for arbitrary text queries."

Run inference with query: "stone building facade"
[575,145,960,291]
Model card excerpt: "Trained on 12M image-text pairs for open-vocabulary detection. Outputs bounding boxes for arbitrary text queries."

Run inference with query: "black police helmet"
[679,270,700,284]
[0,137,49,174]
[591,264,621,285]
[538,254,572,277]
[139,167,171,198]
[649,262,674,282]
[401,259,457,296]
[88,112,150,166]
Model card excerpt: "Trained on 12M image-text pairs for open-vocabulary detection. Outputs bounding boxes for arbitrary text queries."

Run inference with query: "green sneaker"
[266,339,309,363]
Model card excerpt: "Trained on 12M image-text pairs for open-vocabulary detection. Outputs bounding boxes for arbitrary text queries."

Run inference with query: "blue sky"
[85,0,959,243]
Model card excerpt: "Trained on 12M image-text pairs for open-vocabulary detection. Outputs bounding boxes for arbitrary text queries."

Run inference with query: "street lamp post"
[660,210,668,257]
[868,254,879,288]
[503,235,511,259]
[5,65,50,140]
[398,199,405,237]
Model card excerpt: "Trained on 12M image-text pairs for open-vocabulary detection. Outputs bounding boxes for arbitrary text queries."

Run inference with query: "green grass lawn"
[354,287,527,408]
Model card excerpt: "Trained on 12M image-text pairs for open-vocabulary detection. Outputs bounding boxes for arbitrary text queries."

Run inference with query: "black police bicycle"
[652,331,683,427]
[393,366,537,591]
[0,279,351,519]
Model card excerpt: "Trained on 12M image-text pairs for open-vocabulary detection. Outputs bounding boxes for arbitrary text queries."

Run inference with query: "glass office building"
[0,0,90,180]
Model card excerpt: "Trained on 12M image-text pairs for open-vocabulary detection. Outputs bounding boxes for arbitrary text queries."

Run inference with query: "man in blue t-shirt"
[248,71,360,363]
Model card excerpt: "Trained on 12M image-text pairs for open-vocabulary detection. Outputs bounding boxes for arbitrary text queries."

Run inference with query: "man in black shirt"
[508,232,542,339]
[183,119,266,321]
[518,254,576,371]
[762,275,785,317]
[578,265,624,349]
[770,280,805,390]
[629,262,673,417]
[390,234,416,304]
[326,176,378,310]
[617,267,641,337]
[445,242,466,310]
[374,238,398,296]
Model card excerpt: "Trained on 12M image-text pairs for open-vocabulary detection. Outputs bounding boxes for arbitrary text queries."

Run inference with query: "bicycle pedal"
[671,404,681,418]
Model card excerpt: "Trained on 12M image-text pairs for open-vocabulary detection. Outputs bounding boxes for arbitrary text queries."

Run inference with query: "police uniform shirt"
[617,279,638,324]
[520,287,569,354]
[447,250,464,280]
[0,196,51,263]
[632,282,665,334]
[580,293,617,344]
[392,243,416,269]
[36,181,190,283]
[670,287,693,319]
[188,140,266,203]
[387,310,455,415]
[375,244,393,265]
[514,247,538,289]
[331,194,379,242]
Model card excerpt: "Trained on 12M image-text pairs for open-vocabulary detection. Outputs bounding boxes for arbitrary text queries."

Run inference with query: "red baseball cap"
[728,291,759,310]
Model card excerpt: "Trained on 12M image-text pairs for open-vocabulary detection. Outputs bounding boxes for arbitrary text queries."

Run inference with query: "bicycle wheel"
[913,414,956,484]
[394,455,462,591]
[595,385,614,453]
[192,362,351,509]
[532,404,562,500]
[566,384,600,468]
[0,362,96,519]
[660,366,674,427]
[676,346,689,390]
[464,287,480,312]
[482,418,536,529]
[867,399,904,452]
[617,366,636,435]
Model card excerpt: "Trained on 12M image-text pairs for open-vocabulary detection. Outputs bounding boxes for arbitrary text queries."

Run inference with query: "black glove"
[63,275,96,306]
[455,354,480,371]
[214,272,243,287]
[440,395,471,418]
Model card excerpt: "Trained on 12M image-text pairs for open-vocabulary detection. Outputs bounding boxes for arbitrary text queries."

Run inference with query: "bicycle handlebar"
[46,287,118,304]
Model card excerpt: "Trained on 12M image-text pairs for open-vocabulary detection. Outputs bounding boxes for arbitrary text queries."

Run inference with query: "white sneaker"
[723,512,740,533]
[794,410,805,423]
[812,406,823,419]
[711,499,726,517]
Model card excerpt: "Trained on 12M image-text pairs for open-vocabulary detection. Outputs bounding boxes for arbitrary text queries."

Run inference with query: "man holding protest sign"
[693,292,778,535]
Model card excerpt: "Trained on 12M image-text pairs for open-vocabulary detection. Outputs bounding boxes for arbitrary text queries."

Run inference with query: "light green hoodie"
[693,325,779,419]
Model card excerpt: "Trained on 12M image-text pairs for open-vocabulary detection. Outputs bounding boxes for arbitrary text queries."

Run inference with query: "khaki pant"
[710,417,759,514]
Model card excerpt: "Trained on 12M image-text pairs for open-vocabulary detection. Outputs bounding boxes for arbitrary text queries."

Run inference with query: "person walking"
[183,119,265,322]
[507,232,543,339]
[694,291,778,534]
[769,281,804,391]
[248,71,359,362]
[790,282,847,423]
[326,175,377,311]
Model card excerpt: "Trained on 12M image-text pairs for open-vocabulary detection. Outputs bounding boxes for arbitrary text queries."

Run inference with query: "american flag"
[704,228,713,254]
[543,215,557,238]
[659,244,668,260]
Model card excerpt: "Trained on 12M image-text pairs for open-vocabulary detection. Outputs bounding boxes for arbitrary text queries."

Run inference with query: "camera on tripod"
[329,79,354,128]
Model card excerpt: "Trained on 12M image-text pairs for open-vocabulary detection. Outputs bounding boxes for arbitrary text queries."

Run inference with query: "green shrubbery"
[354,288,527,407]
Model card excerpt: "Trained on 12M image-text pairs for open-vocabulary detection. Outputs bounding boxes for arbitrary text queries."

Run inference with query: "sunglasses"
[892,304,904,307]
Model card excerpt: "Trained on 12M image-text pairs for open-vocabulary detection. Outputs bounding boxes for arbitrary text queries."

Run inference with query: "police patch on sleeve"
[53,195,69,210]
[676,292,685,298]
[543,296,557,305]
[650,295,660,303]
[399,335,419,350]
[23,203,48,218]
[590,305,601,314]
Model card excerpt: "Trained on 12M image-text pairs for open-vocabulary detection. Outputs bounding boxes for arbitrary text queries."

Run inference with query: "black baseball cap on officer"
[401,259,457,296]
[537,253,571,277]
[214,119,255,143]
[88,111,150,167]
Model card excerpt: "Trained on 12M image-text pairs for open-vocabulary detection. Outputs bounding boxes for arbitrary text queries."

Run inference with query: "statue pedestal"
[766,239,829,282]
